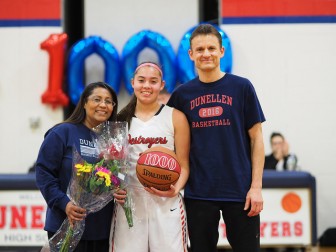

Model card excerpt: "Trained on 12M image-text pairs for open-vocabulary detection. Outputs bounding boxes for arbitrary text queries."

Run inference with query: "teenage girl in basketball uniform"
[109,62,190,252]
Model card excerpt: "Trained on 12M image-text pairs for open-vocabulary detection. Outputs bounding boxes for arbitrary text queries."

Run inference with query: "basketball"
[136,146,181,191]
[281,192,302,213]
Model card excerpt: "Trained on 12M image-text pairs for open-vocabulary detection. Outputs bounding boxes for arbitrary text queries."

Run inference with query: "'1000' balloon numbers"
[40,25,232,108]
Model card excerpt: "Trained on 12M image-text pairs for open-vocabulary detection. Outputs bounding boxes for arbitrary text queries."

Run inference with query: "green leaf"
[95,159,105,168]
[90,179,97,192]
[96,179,103,185]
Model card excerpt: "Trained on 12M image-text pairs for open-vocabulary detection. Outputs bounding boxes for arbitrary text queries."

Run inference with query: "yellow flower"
[75,163,92,175]
[96,171,111,186]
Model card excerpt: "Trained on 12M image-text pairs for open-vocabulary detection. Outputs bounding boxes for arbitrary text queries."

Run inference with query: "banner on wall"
[0,188,313,247]
[0,0,61,27]
[221,0,336,24]
[0,191,48,247]
[218,188,312,247]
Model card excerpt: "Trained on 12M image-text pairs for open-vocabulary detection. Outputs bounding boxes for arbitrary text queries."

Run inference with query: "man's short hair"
[270,132,285,142]
[189,24,222,48]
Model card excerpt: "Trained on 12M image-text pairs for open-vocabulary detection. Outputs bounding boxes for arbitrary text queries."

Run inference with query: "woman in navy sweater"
[35,82,118,251]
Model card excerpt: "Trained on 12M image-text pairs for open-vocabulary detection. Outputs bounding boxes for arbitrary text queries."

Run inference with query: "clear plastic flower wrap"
[91,121,134,229]
[40,121,130,252]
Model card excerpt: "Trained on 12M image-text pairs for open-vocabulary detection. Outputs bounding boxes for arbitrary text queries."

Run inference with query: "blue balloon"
[68,36,121,105]
[122,30,177,94]
[177,24,233,84]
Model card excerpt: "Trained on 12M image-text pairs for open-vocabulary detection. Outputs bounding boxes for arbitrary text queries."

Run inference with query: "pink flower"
[98,152,105,159]
[111,175,120,187]
[94,166,111,175]
[108,145,125,160]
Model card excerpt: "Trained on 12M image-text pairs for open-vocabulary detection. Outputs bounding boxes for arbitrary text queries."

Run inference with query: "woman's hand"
[65,202,86,227]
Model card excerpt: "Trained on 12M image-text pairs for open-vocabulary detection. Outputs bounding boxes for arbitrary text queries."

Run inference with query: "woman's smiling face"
[83,87,115,128]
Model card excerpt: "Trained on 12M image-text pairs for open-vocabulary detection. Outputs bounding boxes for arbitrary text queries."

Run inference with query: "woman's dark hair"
[117,61,162,128]
[65,81,118,124]
[189,24,222,48]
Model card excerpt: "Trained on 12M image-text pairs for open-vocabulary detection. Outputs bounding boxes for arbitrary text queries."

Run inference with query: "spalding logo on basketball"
[136,146,181,191]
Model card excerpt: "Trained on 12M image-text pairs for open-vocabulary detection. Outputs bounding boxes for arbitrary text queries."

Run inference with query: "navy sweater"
[35,123,114,240]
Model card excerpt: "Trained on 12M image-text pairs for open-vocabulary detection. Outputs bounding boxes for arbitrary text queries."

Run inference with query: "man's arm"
[245,122,265,217]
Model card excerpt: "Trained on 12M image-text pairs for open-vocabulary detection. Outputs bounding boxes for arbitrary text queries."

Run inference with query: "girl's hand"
[144,184,178,198]
[113,189,127,205]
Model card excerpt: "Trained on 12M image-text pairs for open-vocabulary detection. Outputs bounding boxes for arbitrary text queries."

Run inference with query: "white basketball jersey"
[128,105,175,187]
[110,105,188,252]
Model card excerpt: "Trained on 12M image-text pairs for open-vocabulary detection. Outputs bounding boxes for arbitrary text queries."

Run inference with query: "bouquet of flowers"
[91,121,133,228]
[40,121,130,252]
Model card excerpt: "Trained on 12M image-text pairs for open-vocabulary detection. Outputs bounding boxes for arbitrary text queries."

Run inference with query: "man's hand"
[282,140,289,157]
[244,187,263,217]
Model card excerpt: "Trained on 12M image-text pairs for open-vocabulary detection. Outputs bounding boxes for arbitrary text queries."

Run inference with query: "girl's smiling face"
[132,65,165,104]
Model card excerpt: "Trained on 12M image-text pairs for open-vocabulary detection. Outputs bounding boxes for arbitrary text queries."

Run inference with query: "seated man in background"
[264,132,298,171]
[263,132,300,252]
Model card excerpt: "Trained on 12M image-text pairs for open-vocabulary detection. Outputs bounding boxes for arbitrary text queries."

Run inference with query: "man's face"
[271,136,284,153]
[188,34,224,73]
